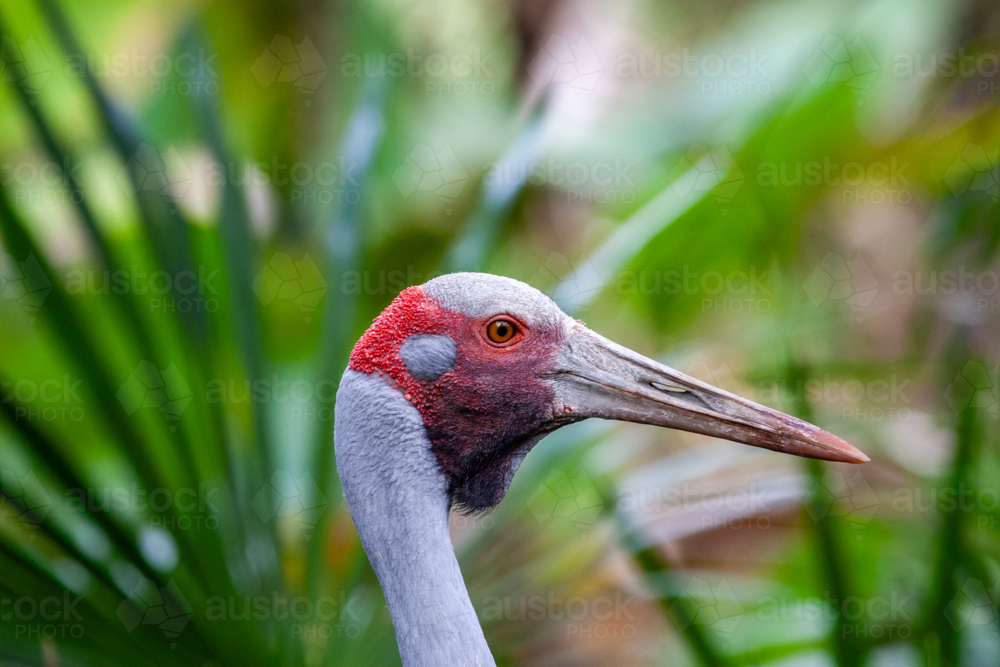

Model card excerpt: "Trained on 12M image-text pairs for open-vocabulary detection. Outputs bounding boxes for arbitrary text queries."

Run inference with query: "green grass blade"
[788,361,862,667]
[0,188,228,603]
[36,0,208,343]
[306,76,388,598]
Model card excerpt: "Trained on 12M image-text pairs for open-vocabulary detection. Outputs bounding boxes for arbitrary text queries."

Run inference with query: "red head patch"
[349,286,565,509]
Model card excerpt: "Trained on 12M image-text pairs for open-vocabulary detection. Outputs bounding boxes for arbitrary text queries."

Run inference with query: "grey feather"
[400,334,457,382]
[335,370,496,667]
[422,272,563,327]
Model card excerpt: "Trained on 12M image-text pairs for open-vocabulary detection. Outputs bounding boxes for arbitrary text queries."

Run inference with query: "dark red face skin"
[349,287,565,510]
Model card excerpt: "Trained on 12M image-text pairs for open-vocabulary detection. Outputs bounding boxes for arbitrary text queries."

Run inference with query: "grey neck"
[335,369,496,667]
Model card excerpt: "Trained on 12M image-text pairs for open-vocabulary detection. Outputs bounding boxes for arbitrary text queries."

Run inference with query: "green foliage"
[1,0,999,665]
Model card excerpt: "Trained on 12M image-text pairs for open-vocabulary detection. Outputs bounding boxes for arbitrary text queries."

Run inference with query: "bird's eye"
[486,319,518,344]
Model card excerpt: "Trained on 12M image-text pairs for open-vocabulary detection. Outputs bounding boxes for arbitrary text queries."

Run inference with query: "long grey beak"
[547,323,869,464]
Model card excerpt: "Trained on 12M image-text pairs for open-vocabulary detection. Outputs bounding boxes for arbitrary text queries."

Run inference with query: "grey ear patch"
[400,334,457,382]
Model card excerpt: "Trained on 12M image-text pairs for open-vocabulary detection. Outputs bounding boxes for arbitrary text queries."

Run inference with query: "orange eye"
[486,319,517,344]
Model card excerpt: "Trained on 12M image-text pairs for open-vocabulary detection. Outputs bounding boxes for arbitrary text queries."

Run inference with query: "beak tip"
[815,431,869,464]
[851,451,871,464]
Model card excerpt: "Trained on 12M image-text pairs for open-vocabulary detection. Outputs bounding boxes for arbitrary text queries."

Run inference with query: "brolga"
[335,272,868,667]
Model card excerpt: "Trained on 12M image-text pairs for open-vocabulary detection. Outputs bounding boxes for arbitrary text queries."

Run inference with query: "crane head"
[348,272,867,511]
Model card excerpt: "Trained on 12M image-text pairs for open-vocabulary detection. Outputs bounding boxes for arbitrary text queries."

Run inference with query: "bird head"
[348,272,867,512]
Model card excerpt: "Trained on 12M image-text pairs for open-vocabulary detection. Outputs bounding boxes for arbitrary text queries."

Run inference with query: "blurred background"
[1,0,999,665]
